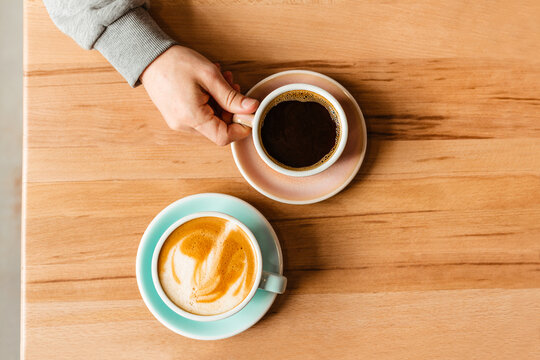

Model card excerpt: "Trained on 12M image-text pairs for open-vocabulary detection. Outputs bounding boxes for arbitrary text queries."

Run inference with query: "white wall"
[0,0,23,358]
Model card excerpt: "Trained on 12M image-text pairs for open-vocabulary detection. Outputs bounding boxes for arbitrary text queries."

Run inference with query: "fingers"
[201,68,259,114]
[228,80,242,120]
[222,110,233,123]
[218,69,240,91]
[223,70,233,85]
[224,71,241,92]
[195,112,251,146]
[221,71,240,124]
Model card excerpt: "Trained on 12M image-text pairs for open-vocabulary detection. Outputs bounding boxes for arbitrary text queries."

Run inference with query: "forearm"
[43,0,176,86]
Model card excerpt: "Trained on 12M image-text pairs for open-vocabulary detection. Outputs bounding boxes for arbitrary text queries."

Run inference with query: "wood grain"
[23,0,540,359]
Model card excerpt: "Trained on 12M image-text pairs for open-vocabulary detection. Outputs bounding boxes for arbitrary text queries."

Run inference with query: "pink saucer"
[231,70,367,204]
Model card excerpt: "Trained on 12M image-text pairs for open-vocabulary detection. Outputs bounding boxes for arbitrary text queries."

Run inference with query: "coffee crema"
[260,90,340,170]
[158,217,257,316]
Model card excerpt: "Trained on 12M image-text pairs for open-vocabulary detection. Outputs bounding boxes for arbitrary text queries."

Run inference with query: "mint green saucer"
[136,193,284,340]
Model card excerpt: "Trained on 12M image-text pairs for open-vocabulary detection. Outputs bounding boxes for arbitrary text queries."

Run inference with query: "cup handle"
[258,271,287,294]
[232,114,255,128]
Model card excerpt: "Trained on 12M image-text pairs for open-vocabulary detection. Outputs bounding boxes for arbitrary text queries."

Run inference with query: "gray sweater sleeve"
[43,0,176,86]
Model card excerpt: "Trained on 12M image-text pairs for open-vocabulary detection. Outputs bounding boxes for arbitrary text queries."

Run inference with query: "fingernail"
[242,98,259,109]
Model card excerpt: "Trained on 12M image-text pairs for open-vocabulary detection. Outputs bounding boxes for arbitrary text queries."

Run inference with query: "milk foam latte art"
[157,217,258,316]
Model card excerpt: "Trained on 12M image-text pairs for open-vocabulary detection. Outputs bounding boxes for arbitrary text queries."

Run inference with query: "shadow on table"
[260,78,397,321]
[260,218,324,322]
[333,73,397,188]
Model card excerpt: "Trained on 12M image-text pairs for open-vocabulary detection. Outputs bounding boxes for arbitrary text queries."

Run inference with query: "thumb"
[203,71,259,114]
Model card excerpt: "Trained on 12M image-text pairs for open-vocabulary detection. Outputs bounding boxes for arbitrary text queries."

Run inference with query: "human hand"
[140,45,259,146]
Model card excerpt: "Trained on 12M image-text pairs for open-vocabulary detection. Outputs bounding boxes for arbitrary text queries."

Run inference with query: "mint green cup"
[151,211,287,322]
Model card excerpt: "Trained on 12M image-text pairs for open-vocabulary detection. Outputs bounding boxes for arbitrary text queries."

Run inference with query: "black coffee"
[260,91,339,169]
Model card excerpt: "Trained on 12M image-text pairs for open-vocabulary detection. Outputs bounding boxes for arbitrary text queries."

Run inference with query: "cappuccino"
[157,217,257,316]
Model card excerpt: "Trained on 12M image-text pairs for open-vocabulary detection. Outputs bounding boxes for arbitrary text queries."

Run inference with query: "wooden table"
[23,1,540,358]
